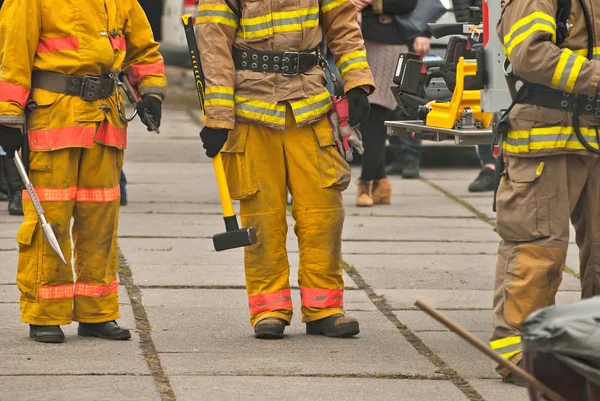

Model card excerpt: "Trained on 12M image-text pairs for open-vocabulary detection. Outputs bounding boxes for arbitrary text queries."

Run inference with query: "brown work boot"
[254,318,286,339]
[372,177,391,204]
[306,314,359,338]
[356,179,373,207]
[497,352,526,387]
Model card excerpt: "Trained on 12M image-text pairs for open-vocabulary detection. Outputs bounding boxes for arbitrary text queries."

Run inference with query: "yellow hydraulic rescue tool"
[181,14,257,252]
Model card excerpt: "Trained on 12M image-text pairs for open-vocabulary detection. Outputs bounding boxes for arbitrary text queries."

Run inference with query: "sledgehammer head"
[213,216,257,251]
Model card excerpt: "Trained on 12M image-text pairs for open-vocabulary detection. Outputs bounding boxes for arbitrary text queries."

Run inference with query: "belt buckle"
[80,76,102,101]
[282,52,300,76]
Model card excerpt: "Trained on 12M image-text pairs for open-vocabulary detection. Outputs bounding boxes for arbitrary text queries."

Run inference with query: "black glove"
[0,126,23,159]
[136,95,162,131]
[200,126,229,158]
[347,87,371,127]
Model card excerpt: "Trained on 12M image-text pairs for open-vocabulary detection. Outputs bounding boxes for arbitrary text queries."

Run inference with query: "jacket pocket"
[239,0,272,42]
[221,122,260,200]
[495,157,550,241]
[312,118,351,191]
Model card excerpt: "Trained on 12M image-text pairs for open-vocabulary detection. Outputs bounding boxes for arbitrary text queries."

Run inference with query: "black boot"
[402,160,420,179]
[306,314,360,338]
[468,167,495,192]
[78,320,131,340]
[0,157,8,201]
[29,325,65,343]
[254,318,287,339]
[3,157,23,215]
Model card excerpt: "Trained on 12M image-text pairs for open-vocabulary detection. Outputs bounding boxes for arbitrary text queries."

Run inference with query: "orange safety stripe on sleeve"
[300,287,343,308]
[76,186,120,203]
[128,59,165,86]
[38,284,74,300]
[95,121,127,149]
[109,36,126,51]
[22,186,77,202]
[36,36,80,53]
[248,289,293,314]
[74,280,119,298]
[0,80,30,108]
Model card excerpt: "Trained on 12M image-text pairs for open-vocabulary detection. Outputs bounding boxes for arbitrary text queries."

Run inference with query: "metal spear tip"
[41,223,68,266]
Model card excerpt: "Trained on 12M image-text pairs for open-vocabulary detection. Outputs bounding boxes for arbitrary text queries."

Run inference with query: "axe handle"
[414,300,566,401]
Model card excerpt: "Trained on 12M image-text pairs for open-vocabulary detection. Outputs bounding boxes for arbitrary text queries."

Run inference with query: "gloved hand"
[136,95,162,132]
[329,96,364,162]
[0,125,23,158]
[200,126,229,158]
[347,87,370,127]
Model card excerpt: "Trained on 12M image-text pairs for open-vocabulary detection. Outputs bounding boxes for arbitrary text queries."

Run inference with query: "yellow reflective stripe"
[551,49,586,91]
[504,139,599,152]
[291,90,332,123]
[197,4,238,27]
[336,50,369,76]
[505,126,600,153]
[321,0,348,13]
[502,349,522,360]
[574,47,600,60]
[206,86,234,95]
[234,96,286,125]
[205,86,235,108]
[238,7,319,39]
[490,336,521,350]
[503,12,556,45]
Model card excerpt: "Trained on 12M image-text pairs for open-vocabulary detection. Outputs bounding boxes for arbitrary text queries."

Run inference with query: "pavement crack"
[136,284,360,291]
[118,248,176,401]
[165,372,449,380]
[342,261,484,401]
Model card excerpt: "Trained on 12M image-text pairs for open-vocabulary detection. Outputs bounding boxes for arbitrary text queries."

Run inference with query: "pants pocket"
[311,118,351,191]
[221,122,260,200]
[16,218,40,299]
[495,157,550,241]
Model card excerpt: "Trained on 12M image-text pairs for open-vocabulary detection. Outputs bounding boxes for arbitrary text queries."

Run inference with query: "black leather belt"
[31,70,116,101]
[519,82,600,117]
[232,46,320,75]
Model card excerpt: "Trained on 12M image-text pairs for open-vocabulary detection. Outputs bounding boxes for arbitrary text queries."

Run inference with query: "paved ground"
[0,78,583,400]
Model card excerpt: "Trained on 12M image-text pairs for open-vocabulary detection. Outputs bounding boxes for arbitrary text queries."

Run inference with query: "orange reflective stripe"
[74,280,118,298]
[128,59,165,86]
[76,186,120,202]
[22,186,77,202]
[109,36,126,51]
[96,121,127,149]
[300,288,343,308]
[38,284,74,300]
[248,289,292,314]
[0,79,30,107]
[29,126,96,150]
[37,36,80,53]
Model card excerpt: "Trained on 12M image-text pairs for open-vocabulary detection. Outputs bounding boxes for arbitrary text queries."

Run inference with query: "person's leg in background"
[358,105,393,207]
[385,108,422,179]
[468,144,495,192]
[119,170,127,206]
[137,0,163,41]
[0,147,8,202]
[2,153,23,215]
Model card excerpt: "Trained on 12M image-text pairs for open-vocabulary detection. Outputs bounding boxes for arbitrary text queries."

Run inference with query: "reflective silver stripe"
[206,92,234,101]
[197,10,237,18]
[557,52,579,91]
[504,18,555,50]
[241,21,271,32]
[294,96,331,117]
[241,13,319,32]
[506,133,600,146]
[235,102,286,119]
[338,55,368,74]
[493,342,522,357]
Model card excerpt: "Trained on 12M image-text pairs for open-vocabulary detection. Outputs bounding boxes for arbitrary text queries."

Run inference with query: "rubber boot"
[29,325,65,343]
[372,178,391,204]
[0,157,8,201]
[356,179,373,207]
[306,314,360,338]
[78,320,131,340]
[254,318,287,339]
[3,157,23,215]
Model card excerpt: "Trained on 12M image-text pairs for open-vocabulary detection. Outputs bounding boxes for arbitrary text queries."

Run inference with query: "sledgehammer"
[181,14,257,251]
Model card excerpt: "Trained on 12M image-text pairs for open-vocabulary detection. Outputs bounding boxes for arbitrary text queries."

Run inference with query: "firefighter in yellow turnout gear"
[492,0,600,385]
[196,0,375,338]
[0,0,167,343]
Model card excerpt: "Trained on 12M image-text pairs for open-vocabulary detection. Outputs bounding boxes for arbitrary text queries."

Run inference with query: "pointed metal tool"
[13,152,68,266]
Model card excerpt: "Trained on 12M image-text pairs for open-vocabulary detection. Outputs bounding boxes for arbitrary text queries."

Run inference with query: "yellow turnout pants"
[221,110,351,326]
[16,142,123,325]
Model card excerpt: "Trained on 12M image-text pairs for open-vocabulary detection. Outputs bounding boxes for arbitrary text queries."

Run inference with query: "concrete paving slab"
[0,301,147,375]
[342,196,476,218]
[120,202,237,215]
[170,376,468,401]
[0,221,22,239]
[0,238,17,250]
[123,138,202,163]
[421,168,481,180]
[393,310,493,333]
[142,289,436,376]
[345,215,491,229]
[341,240,499,255]
[0,376,159,401]
[418,331,498,379]
[343,225,499,242]
[470,379,529,401]
[426,178,493,199]
[345,254,499,290]
[345,174,442,197]
[0,252,17,283]
[378,289,582,310]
